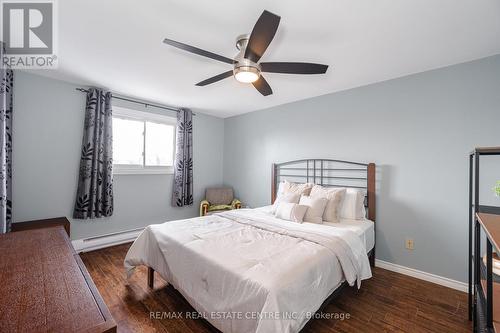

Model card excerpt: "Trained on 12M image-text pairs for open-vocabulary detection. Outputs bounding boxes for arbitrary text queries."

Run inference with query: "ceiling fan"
[163,10,329,96]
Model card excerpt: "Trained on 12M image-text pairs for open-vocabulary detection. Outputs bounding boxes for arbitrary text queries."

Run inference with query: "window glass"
[112,117,144,166]
[145,122,174,166]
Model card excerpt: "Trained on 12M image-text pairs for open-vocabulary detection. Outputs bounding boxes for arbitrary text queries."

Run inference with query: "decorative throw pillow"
[274,180,313,210]
[339,188,367,220]
[275,202,308,223]
[272,192,301,213]
[299,195,328,224]
[280,180,314,196]
[309,185,346,223]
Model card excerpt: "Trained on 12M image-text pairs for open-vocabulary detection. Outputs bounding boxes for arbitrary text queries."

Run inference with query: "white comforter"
[124,208,371,333]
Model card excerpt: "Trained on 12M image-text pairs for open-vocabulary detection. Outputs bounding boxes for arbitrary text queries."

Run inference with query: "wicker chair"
[200,187,241,216]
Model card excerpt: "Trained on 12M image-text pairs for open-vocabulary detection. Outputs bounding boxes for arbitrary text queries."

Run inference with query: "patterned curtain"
[0,43,13,233]
[73,88,114,219]
[172,108,193,207]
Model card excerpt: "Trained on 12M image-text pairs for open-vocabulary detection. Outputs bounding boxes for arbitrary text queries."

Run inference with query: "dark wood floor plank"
[80,243,471,333]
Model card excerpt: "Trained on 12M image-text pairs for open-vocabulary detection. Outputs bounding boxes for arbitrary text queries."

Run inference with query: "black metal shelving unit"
[469,147,500,332]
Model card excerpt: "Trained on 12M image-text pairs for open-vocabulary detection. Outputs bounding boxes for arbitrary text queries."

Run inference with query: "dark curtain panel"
[172,108,193,207]
[73,88,114,219]
[0,43,13,233]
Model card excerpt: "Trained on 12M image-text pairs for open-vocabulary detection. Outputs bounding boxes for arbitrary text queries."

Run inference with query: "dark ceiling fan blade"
[244,10,281,63]
[252,75,273,96]
[163,38,234,65]
[195,70,234,86]
[260,62,329,74]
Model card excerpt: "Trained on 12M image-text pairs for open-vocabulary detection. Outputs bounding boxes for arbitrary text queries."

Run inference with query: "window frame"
[112,106,177,175]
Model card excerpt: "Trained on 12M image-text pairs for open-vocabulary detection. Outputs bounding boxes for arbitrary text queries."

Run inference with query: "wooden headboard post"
[367,163,376,222]
[367,163,376,266]
[271,163,277,204]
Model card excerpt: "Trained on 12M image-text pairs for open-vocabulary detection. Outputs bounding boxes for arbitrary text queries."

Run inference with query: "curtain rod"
[75,88,195,115]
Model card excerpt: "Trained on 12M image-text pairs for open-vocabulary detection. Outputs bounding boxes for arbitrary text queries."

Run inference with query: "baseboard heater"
[72,227,144,253]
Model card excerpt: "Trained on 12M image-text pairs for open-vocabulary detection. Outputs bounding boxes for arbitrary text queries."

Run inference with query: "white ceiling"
[36,0,500,118]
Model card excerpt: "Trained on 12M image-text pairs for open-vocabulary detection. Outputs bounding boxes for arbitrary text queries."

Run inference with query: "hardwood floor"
[80,243,471,333]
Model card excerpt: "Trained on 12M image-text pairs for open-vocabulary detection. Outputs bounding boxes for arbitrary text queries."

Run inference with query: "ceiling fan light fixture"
[234,66,260,83]
[164,10,328,96]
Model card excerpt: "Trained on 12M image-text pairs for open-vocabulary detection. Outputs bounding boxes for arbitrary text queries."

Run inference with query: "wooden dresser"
[0,224,116,333]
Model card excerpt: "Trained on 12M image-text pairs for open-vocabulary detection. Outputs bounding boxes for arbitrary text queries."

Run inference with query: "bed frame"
[144,158,376,331]
[148,158,376,292]
[271,158,376,266]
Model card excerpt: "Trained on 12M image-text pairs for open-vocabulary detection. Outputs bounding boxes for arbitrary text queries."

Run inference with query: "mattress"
[323,218,375,252]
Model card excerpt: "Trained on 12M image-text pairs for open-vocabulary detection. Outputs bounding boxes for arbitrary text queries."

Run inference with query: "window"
[113,106,176,174]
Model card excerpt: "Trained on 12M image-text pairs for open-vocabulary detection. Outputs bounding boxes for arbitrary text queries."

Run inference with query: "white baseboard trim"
[375,259,467,292]
[72,228,144,253]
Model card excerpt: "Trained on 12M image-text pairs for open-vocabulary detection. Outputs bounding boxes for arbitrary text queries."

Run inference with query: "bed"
[124,159,376,333]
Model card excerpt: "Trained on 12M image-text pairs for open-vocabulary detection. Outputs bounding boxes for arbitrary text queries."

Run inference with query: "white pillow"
[309,185,346,223]
[272,192,301,213]
[276,181,286,197]
[339,188,366,220]
[299,195,328,224]
[275,202,308,223]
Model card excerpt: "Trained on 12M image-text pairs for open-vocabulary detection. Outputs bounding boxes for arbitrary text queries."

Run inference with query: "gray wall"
[12,55,500,282]
[223,55,500,283]
[13,71,225,240]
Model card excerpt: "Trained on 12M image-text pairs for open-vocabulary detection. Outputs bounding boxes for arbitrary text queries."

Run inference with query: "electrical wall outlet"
[405,238,414,250]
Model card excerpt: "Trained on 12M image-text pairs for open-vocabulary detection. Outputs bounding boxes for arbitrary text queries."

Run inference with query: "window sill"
[113,168,174,175]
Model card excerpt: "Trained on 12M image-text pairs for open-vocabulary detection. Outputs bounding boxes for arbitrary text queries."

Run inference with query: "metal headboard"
[271,159,376,223]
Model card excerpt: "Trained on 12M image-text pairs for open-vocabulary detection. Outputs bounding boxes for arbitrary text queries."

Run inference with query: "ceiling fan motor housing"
[234,34,261,81]
[235,34,250,51]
